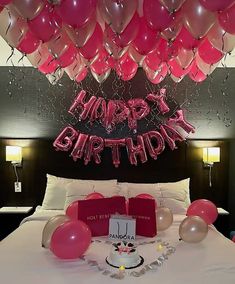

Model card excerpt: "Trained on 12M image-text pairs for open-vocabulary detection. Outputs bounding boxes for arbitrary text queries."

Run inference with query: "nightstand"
[214,207,229,237]
[0,207,34,241]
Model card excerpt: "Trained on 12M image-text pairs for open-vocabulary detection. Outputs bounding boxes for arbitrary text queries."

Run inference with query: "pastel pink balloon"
[188,61,207,82]
[50,220,92,259]
[144,50,162,70]
[176,26,202,50]
[75,68,88,83]
[79,23,103,60]
[168,58,192,77]
[133,17,158,55]
[17,29,41,54]
[143,0,173,31]
[105,13,140,48]
[176,47,195,68]
[219,4,235,35]
[136,193,154,199]
[38,55,59,74]
[155,37,180,62]
[57,44,77,68]
[199,0,234,12]
[0,0,11,5]
[145,62,168,84]
[28,4,62,42]
[65,200,79,220]
[56,0,97,28]
[12,0,44,20]
[187,199,218,225]
[85,192,104,200]
[90,49,113,74]
[198,39,224,65]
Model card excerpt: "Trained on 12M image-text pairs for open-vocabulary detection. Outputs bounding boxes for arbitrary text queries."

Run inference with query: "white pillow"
[64,182,121,209]
[118,182,158,199]
[41,174,117,210]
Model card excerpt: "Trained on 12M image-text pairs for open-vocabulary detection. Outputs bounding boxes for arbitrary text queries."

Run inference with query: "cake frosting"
[107,241,142,268]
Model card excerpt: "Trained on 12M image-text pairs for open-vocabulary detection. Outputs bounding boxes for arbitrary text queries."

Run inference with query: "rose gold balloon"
[179,216,208,243]
[98,0,138,34]
[12,0,44,20]
[47,29,71,58]
[157,207,173,231]
[176,47,195,69]
[183,0,216,39]
[42,215,70,249]
[207,20,235,53]
[128,45,145,65]
[27,43,50,67]
[91,69,111,83]
[65,56,85,80]
[0,5,28,47]
[196,54,219,75]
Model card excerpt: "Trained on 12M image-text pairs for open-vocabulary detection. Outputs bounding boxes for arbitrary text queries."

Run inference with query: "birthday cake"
[106,241,143,269]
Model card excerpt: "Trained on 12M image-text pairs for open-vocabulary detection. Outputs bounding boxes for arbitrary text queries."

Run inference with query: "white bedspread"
[0,208,235,284]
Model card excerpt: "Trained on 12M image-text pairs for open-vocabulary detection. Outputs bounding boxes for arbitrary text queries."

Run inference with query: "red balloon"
[198,39,224,65]
[38,55,59,74]
[57,44,77,68]
[0,0,11,5]
[28,5,61,42]
[144,50,162,70]
[187,199,218,225]
[155,37,180,62]
[219,4,235,35]
[168,59,192,77]
[143,0,173,31]
[66,200,79,220]
[145,62,168,84]
[133,17,158,55]
[176,26,201,50]
[76,68,88,83]
[85,192,104,200]
[90,49,112,74]
[116,53,138,80]
[105,13,140,48]
[17,29,41,54]
[56,0,97,28]
[189,61,207,82]
[136,193,154,199]
[50,220,92,259]
[79,23,103,60]
[199,0,234,12]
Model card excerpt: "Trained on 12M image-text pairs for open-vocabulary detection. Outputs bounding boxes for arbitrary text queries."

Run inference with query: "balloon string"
[6,10,12,36]
[6,46,14,64]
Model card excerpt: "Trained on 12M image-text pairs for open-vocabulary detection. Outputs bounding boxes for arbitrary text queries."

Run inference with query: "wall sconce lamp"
[6,146,22,191]
[203,147,220,187]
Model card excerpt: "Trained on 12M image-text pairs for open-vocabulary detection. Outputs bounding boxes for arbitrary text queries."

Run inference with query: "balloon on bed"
[1,0,235,84]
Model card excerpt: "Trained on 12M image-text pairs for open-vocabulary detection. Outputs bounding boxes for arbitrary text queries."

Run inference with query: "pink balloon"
[188,61,207,82]
[219,4,235,35]
[168,58,192,77]
[145,62,168,84]
[105,13,140,48]
[90,49,112,74]
[176,26,202,50]
[183,0,216,39]
[28,4,62,42]
[128,45,145,65]
[199,0,235,12]
[176,47,195,69]
[66,200,79,220]
[187,199,218,225]
[98,0,138,34]
[79,23,103,60]
[198,39,224,65]
[57,44,77,68]
[76,68,88,83]
[85,192,104,200]
[133,17,158,55]
[155,37,180,62]
[56,0,97,28]
[161,10,183,41]
[144,50,162,70]
[38,55,59,74]
[143,0,174,31]
[17,29,41,54]
[50,220,92,259]
[160,0,186,12]
[136,193,154,199]
[116,53,138,80]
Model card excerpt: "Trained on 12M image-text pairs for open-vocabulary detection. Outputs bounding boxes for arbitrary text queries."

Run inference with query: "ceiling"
[0,37,235,68]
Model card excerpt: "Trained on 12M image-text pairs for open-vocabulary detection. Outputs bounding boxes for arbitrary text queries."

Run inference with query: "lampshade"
[203,147,220,164]
[6,146,22,163]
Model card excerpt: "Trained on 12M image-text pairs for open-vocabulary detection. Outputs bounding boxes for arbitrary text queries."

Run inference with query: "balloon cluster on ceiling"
[0,0,235,85]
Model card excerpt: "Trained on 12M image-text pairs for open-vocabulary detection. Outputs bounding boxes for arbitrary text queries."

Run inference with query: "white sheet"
[1,209,235,284]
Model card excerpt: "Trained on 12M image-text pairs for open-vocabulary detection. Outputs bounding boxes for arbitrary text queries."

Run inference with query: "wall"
[0,66,235,232]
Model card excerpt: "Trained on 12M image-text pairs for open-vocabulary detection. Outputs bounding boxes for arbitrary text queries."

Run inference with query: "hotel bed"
[0,206,235,284]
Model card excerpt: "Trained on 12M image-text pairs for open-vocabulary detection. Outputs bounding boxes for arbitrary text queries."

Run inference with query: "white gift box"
[108,215,136,241]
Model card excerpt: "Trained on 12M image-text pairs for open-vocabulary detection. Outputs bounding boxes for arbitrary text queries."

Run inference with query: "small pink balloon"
[50,220,92,259]
[66,200,79,220]
[144,50,162,70]
[136,193,154,199]
[116,53,138,79]
[75,68,88,83]
[17,29,41,54]
[219,4,235,35]
[90,49,112,75]
[198,38,224,65]
[168,58,192,77]
[57,44,77,68]
[188,61,207,82]
[175,26,202,50]
[85,192,104,200]
[199,0,234,12]
[38,55,59,74]
[187,199,218,225]
[0,0,11,5]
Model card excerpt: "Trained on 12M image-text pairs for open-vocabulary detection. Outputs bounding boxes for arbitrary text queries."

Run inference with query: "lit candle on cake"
[119,265,125,271]
[156,244,163,251]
